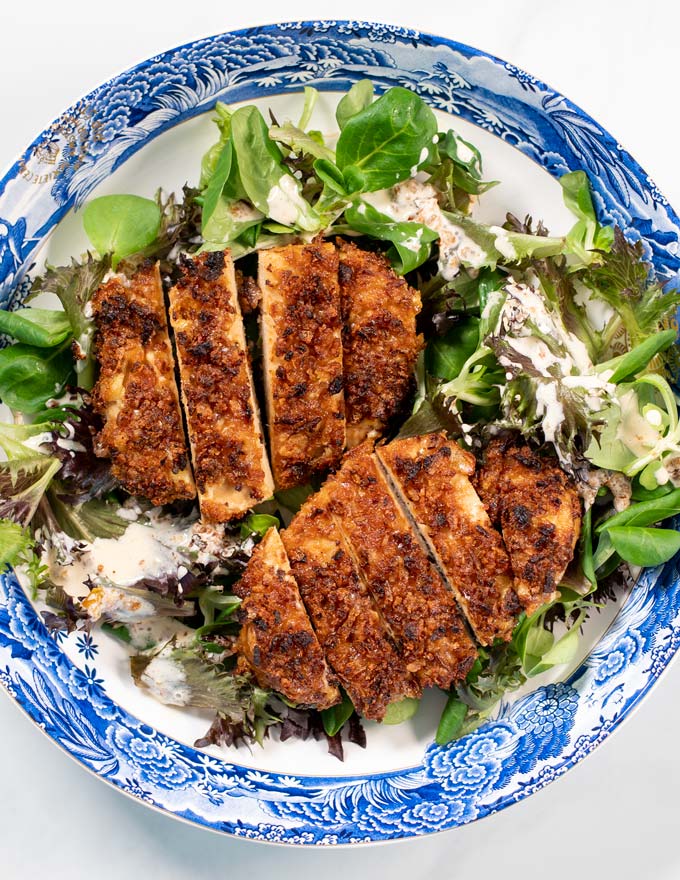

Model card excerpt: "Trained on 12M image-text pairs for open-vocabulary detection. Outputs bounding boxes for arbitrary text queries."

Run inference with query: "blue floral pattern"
[1,21,680,845]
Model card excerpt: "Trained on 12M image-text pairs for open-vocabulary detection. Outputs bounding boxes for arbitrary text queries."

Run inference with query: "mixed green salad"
[1,81,680,757]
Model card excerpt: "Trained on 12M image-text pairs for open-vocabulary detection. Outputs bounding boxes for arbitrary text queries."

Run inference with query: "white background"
[1,2,680,877]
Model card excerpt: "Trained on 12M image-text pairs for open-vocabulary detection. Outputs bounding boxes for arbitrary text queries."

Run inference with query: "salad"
[1,80,680,759]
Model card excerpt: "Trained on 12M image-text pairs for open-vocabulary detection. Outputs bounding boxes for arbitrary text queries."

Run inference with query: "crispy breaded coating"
[168,250,273,522]
[378,432,520,645]
[91,261,195,505]
[337,241,423,448]
[476,438,582,615]
[259,242,345,488]
[281,484,418,721]
[326,442,477,689]
[233,528,340,709]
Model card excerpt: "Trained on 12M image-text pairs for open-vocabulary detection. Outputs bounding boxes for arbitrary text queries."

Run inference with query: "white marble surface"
[1,2,679,876]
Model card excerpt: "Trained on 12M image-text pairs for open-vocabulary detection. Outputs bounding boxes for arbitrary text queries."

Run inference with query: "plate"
[1,20,679,845]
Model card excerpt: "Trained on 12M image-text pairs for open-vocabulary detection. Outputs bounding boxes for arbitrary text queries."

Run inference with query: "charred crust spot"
[512,504,532,527]
[328,375,343,395]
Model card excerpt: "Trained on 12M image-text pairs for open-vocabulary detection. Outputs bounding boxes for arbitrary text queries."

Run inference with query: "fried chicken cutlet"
[259,241,345,489]
[281,483,418,721]
[378,432,520,644]
[91,261,195,505]
[476,438,582,615]
[326,442,477,689]
[337,241,423,448]
[168,250,273,523]
[234,527,340,709]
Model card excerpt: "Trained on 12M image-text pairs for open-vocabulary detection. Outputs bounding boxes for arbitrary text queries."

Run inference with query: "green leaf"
[230,106,321,232]
[269,122,335,162]
[631,479,674,502]
[395,399,449,440]
[342,201,438,274]
[336,80,374,130]
[201,193,264,249]
[201,138,234,229]
[31,254,111,390]
[336,87,437,192]
[580,506,597,587]
[526,624,582,677]
[0,420,57,461]
[382,697,419,725]
[321,691,355,736]
[596,488,680,533]
[47,490,129,541]
[608,526,680,566]
[0,519,32,567]
[0,456,62,526]
[313,159,347,195]
[240,513,279,539]
[0,341,73,413]
[435,693,468,745]
[274,484,316,515]
[83,195,161,268]
[601,329,677,384]
[426,317,480,380]
[560,170,614,261]
[200,102,233,187]
[297,86,319,130]
[0,307,71,348]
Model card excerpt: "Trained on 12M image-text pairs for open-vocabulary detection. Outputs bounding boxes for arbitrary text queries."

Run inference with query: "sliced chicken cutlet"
[233,527,340,709]
[168,250,273,523]
[259,242,345,488]
[91,261,195,505]
[476,438,582,615]
[378,432,520,645]
[337,241,423,448]
[326,442,477,689]
[281,484,418,721]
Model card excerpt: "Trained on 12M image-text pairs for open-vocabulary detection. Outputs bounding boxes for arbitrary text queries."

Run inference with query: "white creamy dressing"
[363,179,485,277]
[497,281,618,442]
[140,655,191,706]
[488,226,517,260]
[266,174,309,227]
[81,586,157,622]
[533,383,565,443]
[615,389,663,457]
[127,617,195,651]
[45,513,214,600]
[573,283,616,333]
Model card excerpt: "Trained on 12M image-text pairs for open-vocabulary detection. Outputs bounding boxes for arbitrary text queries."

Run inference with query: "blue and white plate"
[1,20,679,846]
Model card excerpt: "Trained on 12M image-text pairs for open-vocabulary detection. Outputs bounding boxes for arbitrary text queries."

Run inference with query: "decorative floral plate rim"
[1,20,679,846]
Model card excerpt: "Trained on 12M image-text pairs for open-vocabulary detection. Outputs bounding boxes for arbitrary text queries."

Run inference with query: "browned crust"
[233,528,340,709]
[259,242,345,489]
[476,438,582,615]
[168,250,273,522]
[378,432,520,645]
[337,240,423,447]
[281,484,418,721]
[91,261,195,505]
[326,442,477,689]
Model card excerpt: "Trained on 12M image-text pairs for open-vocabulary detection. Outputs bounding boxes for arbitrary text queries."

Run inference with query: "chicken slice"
[168,250,273,522]
[476,438,582,615]
[281,484,419,721]
[259,241,345,488]
[337,240,423,448]
[233,527,340,709]
[91,261,195,505]
[378,432,520,645]
[325,442,477,689]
